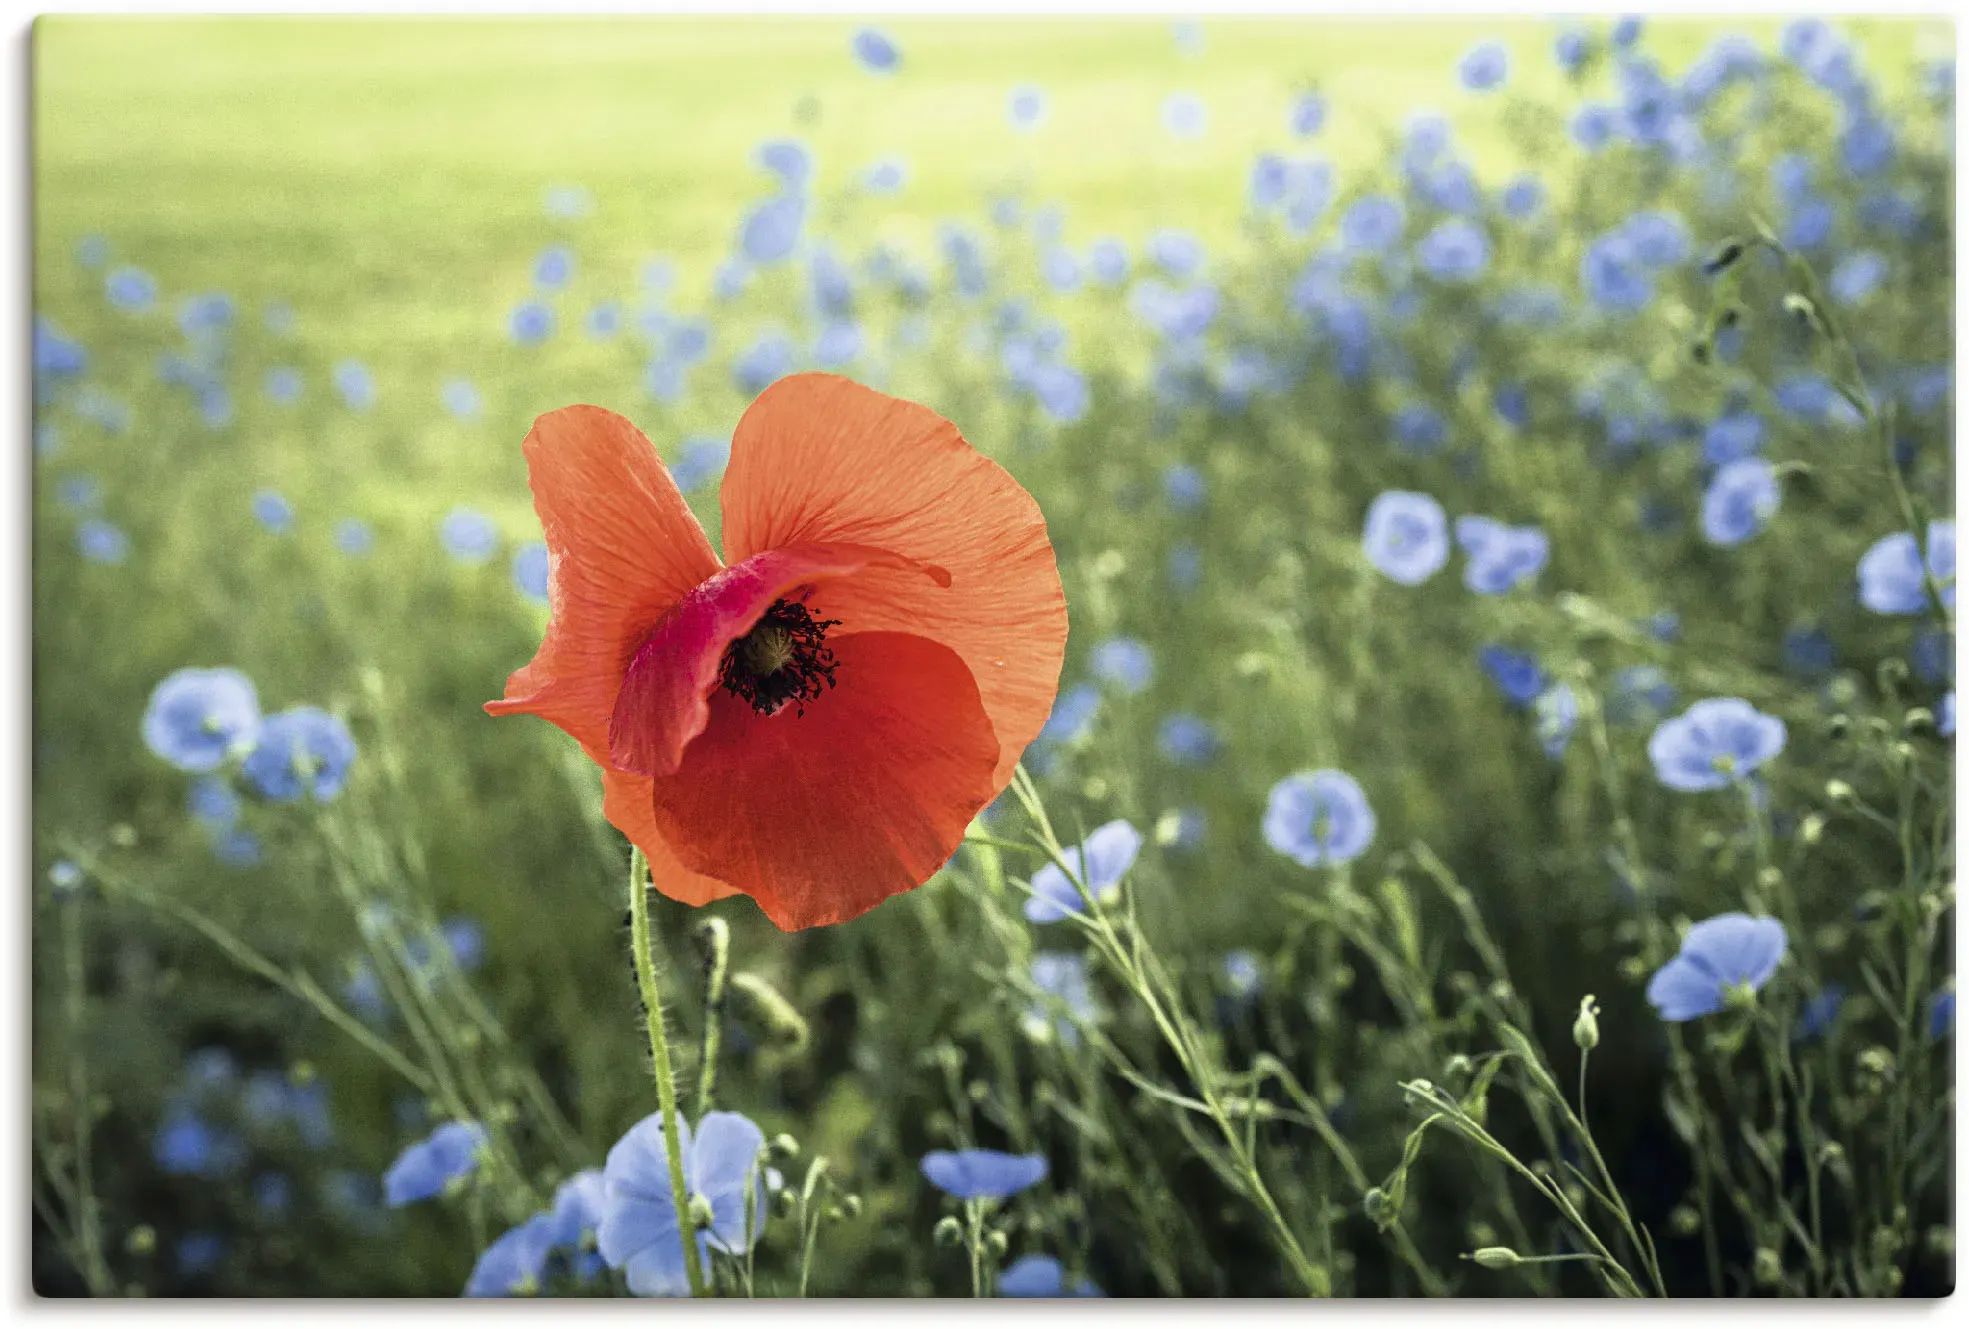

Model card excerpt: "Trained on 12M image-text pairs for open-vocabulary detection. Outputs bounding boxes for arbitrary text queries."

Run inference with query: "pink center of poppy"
[716,598,842,716]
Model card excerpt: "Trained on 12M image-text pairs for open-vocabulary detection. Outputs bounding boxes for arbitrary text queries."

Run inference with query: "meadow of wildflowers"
[30,15,1955,1299]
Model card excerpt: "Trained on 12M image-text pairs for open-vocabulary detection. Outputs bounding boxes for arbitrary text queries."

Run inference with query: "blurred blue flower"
[599,1111,766,1296]
[859,156,908,194]
[1030,363,1088,423]
[1084,238,1130,288]
[213,827,262,868]
[1929,990,1955,1039]
[1091,637,1153,694]
[264,366,302,404]
[1608,664,1678,727]
[1648,698,1786,791]
[334,518,375,556]
[1000,1254,1103,1298]
[242,706,358,802]
[254,1171,294,1217]
[466,1213,559,1297]
[1795,985,1847,1042]
[1146,230,1204,280]
[1026,820,1143,923]
[1702,410,1763,466]
[188,775,239,829]
[77,235,108,267]
[756,138,812,190]
[1858,523,1954,614]
[442,378,482,420]
[1289,92,1326,136]
[75,515,127,563]
[1841,115,1895,176]
[1162,92,1207,139]
[56,473,100,510]
[33,319,87,380]
[733,333,796,394]
[1007,84,1049,131]
[106,266,157,311]
[178,292,234,335]
[852,26,900,73]
[1941,692,1956,738]
[1263,770,1375,868]
[1621,210,1689,267]
[1700,459,1781,547]
[1782,626,1836,679]
[1222,950,1262,1001]
[143,668,261,772]
[512,541,549,603]
[737,194,805,265]
[1500,174,1544,220]
[1612,16,1643,49]
[1416,219,1490,282]
[1459,41,1509,91]
[545,1169,608,1250]
[509,301,554,345]
[1571,104,1618,150]
[440,507,499,564]
[153,1106,246,1177]
[1158,713,1220,765]
[252,489,294,535]
[1025,952,1097,1045]
[1039,683,1100,746]
[1455,516,1548,594]
[1362,490,1450,585]
[1163,463,1206,512]
[1554,29,1590,74]
[1829,250,1889,306]
[534,245,574,290]
[1535,683,1578,759]
[48,860,84,896]
[384,1120,488,1207]
[1580,233,1652,313]
[177,1233,227,1278]
[669,436,731,495]
[1479,645,1546,708]
[1340,196,1404,253]
[1783,198,1835,252]
[1773,374,1861,428]
[920,1149,1048,1201]
[334,361,375,411]
[1647,914,1787,1021]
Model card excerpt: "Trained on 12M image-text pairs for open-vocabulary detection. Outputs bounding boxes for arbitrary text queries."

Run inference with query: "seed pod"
[1470,1247,1522,1270]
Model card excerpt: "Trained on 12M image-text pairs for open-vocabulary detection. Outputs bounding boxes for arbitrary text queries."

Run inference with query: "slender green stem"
[60,897,113,1296]
[626,848,708,1297]
[966,1200,985,1298]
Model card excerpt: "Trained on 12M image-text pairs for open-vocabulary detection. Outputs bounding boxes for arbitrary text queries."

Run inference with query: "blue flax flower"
[1928,990,1954,1040]
[1455,516,1548,593]
[384,1120,487,1207]
[1417,219,1490,282]
[1025,952,1096,1045]
[143,668,261,772]
[1263,770,1374,868]
[920,1149,1048,1201]
[1363,491,1450,585]
[1647,914,1787,1021]
[1158,713,1220,765]
[1795,985,1846,1042]
[1858,523,1954,614]
[1000,1254,1104,1297]
[1479,645,1546,708]
[1026,820,1143,923]
[598,1111,766,1297]
[852,27,900,73]
[465,1213,560,1297]
[1091,637,1152,694]
[441,507,500,564]
[1700,459,1781,546]
[512,541,549,603]
[1647,698,1785,791]
[242,707,358,802]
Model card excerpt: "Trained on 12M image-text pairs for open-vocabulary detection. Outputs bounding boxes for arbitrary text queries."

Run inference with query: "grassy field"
[31,15,1956,1300]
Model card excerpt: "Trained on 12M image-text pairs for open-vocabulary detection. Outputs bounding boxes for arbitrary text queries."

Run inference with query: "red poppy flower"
[486,373,1067,930]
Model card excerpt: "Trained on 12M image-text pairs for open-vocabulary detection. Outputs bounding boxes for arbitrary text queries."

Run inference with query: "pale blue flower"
[1700,459,1780,546]
[384,1121,487,1206]
[144,668,261,772]
[242,707,357,802]
[1000,1254,1103,1297]
[1647,914,1786,1021]
[1858,523,1954,614]
[599,1111,766,1297]
[1026,821,1143,923]
[1091,638,1152,694]
[1363,490,1450,585]
[1263,770,1375,868]
[1648,698,1785,791]
[921,1149,1048,1201]
[1455,516,1548,593]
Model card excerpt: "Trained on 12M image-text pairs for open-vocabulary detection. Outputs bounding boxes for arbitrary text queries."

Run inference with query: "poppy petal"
[647,631,1000,930]
[719,373,1067,788]
[608,542,947,780]
[600,768,740,907]
[486,405,722,759]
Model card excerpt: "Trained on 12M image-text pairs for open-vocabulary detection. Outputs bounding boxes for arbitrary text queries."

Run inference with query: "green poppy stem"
[626,847,709,1297]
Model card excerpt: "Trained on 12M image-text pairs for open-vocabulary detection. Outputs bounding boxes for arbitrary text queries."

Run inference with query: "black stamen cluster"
[718,599,842,716]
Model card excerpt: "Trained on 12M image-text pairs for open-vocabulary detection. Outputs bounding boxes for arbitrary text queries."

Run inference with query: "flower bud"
[986,1229,1009,1258]
[1470,1246,1522,1270]
[772,1187,797,1220]
[1825,779,1854,804]
[688,1193,716,1231]
[1669,1205,1700,1237]
[1752,1247,1782,1286]
[109,823,137,848]
[768,1133,800,1160]
[1573,995,1601,1051]
[125,1225,157,1256]
[1799,813,1826,845]
[841,1193,863,1219]
[933,1216,964,1247]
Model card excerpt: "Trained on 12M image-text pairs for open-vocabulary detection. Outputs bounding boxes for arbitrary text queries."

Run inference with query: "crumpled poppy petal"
[718,373,1067,788]
[486,406,722,758]
[599,767,739,907]
[647,631,1000,930]
[608,542,948,780]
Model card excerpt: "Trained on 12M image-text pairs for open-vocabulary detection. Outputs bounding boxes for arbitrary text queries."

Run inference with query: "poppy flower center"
[718,599,843,716]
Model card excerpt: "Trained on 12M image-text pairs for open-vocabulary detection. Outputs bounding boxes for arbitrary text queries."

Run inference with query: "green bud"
[125,1225,156,1256]
[1670,1205,1700,1237]
[109,823,137,848]
[1573,995,1601,1051]
[933,1216,964,1248]
[1618,955,1647,982]
[729,972,810,1051]
[1904,707,1935,735]
[769,1133,800,1160]
[1858,1046,1896,1078]
[1467,1221,1497,1248]
[1756,866,1783,894]
[1799,813,1826,845]
[986,1229,1009,1258]
[1781,292,1822,333]
[1090,549,1126,581]
[1362,1187,1388,1223]
[1470,1247,1522,1270]
[1925,1226,1954,1259]
[841,1193,863,1219]
[771,1187,797,1220]
[687,1193,716,1231]
[1825,778,1854,803]
[1752,1247,1782,1287]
